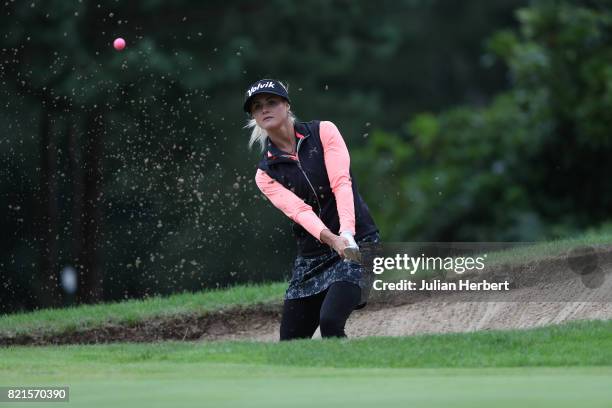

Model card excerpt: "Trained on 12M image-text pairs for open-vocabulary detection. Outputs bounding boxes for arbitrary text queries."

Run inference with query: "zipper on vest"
[296,136,322,217]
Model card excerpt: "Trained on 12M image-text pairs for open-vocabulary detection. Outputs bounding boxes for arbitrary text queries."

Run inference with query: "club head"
[343,246,362,264]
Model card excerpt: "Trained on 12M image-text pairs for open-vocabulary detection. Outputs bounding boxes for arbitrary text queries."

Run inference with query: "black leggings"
[279,281,361,341]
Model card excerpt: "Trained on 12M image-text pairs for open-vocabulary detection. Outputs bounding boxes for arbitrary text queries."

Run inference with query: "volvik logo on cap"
[247,80,276,97]
[243,78,291,113]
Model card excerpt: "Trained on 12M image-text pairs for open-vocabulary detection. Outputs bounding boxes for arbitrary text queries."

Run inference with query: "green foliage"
[354,0,612,241]
[0,0,528,311]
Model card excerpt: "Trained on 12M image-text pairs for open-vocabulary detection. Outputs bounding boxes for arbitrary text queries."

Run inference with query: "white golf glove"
[340,231,358,249]
[340,231,361,263]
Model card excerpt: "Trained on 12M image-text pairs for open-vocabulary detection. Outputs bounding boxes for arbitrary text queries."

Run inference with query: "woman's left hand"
[320,229,350,258]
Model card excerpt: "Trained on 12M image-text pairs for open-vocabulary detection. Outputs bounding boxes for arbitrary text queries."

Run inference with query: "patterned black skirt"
[285,231,381,309]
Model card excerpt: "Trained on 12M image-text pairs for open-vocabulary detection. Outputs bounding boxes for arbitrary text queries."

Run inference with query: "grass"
[1,365,611,408]
[379,229,612,280]
[0,282,285,337]
[472,228,612,266]
[2,319,612,368]
[1,320,611,408]
[1,229,611,406]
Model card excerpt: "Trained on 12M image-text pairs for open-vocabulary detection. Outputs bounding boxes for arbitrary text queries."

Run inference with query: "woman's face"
[250,94,290,130]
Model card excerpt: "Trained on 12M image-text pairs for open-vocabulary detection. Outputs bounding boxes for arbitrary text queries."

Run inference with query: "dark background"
[2,0,611,313]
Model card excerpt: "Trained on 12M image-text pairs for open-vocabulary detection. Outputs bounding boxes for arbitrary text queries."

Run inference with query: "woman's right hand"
[320,229,350,258]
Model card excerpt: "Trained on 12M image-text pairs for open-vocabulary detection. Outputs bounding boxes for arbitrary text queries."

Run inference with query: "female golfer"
[244,78,380,341]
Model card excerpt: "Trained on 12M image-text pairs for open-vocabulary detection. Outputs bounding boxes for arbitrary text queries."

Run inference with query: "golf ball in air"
[113,37,126,51]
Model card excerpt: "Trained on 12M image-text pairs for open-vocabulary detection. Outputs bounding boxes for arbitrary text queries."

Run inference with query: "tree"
[352,0,612,242]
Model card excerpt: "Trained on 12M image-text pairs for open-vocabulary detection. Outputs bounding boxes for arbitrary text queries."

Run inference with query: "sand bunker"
[2,247,611,346]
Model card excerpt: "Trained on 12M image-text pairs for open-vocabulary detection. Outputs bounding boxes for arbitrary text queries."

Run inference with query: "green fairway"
[1,363,610,408]
[1,233,611,407]
[1,319,612,407]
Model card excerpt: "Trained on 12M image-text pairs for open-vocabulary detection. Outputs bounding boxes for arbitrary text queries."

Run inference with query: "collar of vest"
[264,122,311,165]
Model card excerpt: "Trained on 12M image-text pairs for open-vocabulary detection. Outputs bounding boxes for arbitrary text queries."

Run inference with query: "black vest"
[258,120,378,256]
